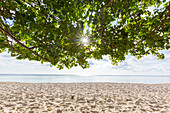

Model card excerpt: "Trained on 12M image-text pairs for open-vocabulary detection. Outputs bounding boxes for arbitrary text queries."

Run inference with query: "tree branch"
[0,25,49,62]
[0,28,15,51]
[21,0,63,24]
[159,3,170,20]
[100,0,113,43]
[153,4,170,32]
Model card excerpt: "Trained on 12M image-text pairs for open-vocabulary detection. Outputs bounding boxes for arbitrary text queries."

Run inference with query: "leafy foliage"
[0,0,169,69]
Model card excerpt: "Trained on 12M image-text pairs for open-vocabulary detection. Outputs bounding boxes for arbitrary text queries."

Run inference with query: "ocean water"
[0,74,170,84]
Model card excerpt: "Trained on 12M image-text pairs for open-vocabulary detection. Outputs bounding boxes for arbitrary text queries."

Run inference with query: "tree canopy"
[0,0,170,69]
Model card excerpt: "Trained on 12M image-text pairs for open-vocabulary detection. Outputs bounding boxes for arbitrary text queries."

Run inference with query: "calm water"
[0,74,170,84]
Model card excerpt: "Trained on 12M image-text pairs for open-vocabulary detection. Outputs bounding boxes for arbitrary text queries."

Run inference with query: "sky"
[0,1,169,75]
[0,50,170,75]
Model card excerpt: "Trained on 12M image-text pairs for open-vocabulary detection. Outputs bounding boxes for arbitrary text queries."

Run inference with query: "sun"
[82,38,88,43]
[81,36,89,45]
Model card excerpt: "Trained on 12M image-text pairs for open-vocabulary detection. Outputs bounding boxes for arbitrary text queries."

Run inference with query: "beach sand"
[0,82,170,113]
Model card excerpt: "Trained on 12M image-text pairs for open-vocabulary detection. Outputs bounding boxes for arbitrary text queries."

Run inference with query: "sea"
[0,74,170,84]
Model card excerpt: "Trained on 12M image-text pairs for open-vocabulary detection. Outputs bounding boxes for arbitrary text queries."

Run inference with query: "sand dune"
[0,82,170,113]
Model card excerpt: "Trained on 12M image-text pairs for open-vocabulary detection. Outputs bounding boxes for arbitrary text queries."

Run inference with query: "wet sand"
[0,82,170,113]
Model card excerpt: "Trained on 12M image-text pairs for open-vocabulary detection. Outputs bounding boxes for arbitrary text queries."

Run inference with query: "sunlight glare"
[82,38,88,43]
[81,36,89,45]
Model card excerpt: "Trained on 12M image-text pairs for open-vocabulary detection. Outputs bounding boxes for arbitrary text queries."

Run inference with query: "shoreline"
[0,82,170,112]
[1,81,170,85]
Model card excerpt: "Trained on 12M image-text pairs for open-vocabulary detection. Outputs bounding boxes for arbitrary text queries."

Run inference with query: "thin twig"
[21,0,63,24]
[120,9,124,24]
[100,0,113,43]
[29,46,39,49]
[153,4,170,32]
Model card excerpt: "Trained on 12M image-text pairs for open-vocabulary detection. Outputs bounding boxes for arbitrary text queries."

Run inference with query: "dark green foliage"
[0,0,169,69]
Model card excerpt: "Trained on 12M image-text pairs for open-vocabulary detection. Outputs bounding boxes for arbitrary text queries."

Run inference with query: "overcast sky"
[0,50,170,75]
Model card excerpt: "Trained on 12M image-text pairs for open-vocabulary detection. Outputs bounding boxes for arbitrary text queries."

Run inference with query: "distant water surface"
[0,74,170,84]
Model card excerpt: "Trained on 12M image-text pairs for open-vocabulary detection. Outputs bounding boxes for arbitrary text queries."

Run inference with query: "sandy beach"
[0,82,170,113]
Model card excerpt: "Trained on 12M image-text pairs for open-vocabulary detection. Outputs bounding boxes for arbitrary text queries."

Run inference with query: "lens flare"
[82,38,88,43]
[81,36,89,45]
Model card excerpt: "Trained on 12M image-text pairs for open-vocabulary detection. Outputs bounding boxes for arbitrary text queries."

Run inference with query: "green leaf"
[0,0,169,69]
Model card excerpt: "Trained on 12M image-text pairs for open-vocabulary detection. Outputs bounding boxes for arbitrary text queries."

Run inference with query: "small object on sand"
[71,95,74,99]
[57,109,62,113]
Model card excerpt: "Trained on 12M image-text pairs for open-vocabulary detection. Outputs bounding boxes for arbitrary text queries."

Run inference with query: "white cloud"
[0,50,170,75]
